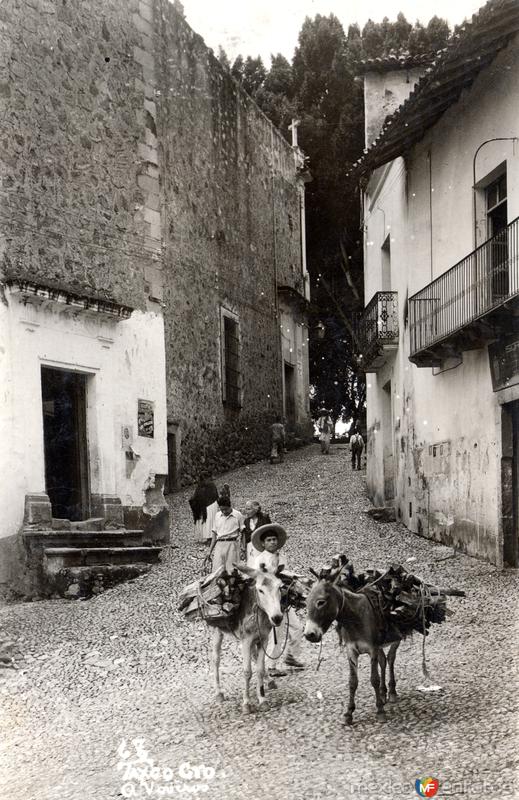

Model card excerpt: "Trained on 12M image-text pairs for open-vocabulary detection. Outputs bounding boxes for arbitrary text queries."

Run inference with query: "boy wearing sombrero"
[251,523,305,675]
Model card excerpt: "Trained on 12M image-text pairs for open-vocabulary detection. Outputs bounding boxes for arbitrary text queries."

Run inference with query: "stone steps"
[23,529,146,552]
[46,563,154,599]
[22,528,163,598]
[44,546,162,570]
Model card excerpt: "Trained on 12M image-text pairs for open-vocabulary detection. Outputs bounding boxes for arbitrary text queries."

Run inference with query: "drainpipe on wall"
[271,126,283,416]
[427,485,430,538]
[427,149,433,281]
[270,126,279,316]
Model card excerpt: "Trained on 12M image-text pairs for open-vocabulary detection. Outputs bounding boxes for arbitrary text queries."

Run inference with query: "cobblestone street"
[1,445,518,800]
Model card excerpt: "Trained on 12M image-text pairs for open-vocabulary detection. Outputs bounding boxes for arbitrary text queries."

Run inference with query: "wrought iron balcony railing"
[356,291,399,371]
[409,216,519,366]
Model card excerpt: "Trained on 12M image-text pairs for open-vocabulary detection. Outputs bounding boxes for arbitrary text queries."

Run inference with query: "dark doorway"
[41,367,89,521]
[382,380,395,501]
[284,363,296,426]
[165,430,178,494]
[502,400,519,567]
[486,172,509,301]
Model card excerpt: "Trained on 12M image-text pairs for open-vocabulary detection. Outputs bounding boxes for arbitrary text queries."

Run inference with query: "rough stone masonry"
[0,0,311,488]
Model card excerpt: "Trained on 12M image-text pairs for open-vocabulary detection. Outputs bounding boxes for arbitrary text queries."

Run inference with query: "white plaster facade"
[0,287,168,583]
[279,303,311,428]
[363,67,427,148]
[361,35,519,565]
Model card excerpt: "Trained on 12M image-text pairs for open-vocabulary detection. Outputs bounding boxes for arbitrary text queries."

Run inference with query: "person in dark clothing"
[350,430,364,471]
[270,416,286,463]
[188,475,218,542]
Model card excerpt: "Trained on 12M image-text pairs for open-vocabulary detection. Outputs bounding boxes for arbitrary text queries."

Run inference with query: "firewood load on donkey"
[304,555,465,725]
[179,562,286,714]
[211,563,286,713]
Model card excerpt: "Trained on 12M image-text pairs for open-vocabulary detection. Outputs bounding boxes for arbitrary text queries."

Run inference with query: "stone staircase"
[23,522,163,599]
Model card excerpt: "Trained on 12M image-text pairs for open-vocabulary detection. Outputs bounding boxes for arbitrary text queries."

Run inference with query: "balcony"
[409,217,519,367]
[356,291,399,372]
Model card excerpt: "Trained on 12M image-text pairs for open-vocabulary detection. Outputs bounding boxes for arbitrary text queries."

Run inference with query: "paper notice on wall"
[121,425,133,449]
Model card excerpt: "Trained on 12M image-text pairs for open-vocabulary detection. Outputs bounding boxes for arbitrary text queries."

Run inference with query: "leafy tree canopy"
[221,13,450,424]
[217,45,231,71]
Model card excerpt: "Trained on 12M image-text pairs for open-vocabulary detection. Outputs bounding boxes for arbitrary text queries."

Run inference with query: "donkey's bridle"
[252,584,290,659]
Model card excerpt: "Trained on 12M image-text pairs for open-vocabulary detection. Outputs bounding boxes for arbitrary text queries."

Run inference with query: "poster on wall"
[489,336,519,392]
[137,399,154,438]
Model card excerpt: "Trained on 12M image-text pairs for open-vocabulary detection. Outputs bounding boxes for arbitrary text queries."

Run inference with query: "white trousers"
[265,608,303,668]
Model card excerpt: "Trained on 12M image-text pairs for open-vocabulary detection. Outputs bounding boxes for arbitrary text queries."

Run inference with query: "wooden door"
[502,400,519,567]
[41,367,89,521]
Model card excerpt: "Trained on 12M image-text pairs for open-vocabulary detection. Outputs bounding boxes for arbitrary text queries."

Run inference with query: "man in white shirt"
[317,409,333,454]
[206,495,245,573]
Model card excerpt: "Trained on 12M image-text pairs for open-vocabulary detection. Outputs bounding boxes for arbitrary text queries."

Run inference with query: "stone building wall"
[0,0,170,591]
[0,0,160,309]
[155,3,309,485]
[0,0,310,493]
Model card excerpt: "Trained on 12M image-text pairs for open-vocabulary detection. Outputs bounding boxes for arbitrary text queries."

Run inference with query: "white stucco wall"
[363,67,426,148]
[279,305,310,426]
[363,35,519,563]
[0,290,168,551]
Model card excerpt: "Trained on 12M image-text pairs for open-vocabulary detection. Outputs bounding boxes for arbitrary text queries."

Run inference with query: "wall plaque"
[489,336,519,392]
[137,400,154,438]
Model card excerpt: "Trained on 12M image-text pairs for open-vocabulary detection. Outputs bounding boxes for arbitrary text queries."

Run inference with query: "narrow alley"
[1,445,518,800]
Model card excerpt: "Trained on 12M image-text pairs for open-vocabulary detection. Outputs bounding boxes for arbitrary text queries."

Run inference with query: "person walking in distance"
[350,427,364,470]
[317,408,333,454]
[270,415,286,463]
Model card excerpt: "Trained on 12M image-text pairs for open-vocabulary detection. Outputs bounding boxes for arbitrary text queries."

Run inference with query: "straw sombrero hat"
[251,523,287,552]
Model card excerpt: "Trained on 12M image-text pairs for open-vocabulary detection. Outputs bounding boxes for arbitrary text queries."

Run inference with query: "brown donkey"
[304,561,464,725]
[305,579,400,724]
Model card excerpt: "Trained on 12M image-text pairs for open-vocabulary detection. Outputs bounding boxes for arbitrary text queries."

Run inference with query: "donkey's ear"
[276,564,285,576]
[309,568,320,580]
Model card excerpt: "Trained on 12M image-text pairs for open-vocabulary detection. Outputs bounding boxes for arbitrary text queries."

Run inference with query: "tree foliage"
[225,13,450,425]
[309,313,366,427]
[217,46,231,71]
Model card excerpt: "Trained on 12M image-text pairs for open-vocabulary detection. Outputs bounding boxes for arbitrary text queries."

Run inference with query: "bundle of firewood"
[317,554,465,637]
[179,565,310,626]
[313,554,365,591]
[178,566,246,627]
[279,571,313,611]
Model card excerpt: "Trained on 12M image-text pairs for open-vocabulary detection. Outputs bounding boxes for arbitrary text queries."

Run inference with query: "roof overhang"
[348,0,519,181]
[5,278,133,321]
[356,52,436,76]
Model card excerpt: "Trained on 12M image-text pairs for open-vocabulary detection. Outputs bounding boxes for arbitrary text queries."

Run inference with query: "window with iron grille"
[221,310,241,408]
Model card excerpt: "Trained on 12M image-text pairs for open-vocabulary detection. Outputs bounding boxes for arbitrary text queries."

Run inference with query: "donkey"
[304,578,400,724]
[210,563,284,714]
